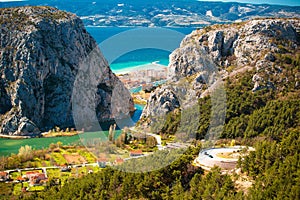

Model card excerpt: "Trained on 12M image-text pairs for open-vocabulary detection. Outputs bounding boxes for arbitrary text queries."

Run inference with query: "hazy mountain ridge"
[0,6,134,136]
[0,0,299,27]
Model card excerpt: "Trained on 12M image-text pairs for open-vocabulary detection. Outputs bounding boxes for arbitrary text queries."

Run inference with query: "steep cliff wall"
[0,7,134,135]
[142,18,299,120]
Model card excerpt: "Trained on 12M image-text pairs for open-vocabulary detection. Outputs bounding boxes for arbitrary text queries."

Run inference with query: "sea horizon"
[86,26,195,74]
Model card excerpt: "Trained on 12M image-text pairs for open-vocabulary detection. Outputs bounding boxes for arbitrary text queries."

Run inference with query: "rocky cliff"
[0,7,134,136]
[142,18,300,121]
[142,86,180,118]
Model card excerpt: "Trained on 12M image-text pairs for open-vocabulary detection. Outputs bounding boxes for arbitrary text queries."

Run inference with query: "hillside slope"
[1,17,299,200]
[143,18,299,116]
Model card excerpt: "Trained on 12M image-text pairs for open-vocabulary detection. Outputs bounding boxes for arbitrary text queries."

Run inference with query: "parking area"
[194,146,253,170]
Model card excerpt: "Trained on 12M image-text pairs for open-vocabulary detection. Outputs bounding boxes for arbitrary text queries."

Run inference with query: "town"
[117,65,169,93]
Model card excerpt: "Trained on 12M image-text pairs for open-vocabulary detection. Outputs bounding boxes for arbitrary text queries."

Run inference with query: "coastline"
[112,61,168,75]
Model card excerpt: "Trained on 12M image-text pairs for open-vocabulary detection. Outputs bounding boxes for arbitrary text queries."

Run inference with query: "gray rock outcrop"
[0,7,134,135]
[142,18,299,120]
[170,19,299,79]
[141,86,180,118]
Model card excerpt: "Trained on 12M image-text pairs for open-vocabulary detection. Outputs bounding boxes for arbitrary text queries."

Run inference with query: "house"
[25,171,40,180]
[0,171,8,182]
[114,158,124,165]
[29,173,47,186]
[24,171,47,186]
[16,176,26,183]
[129,149,143,157]
[97,158,107,168]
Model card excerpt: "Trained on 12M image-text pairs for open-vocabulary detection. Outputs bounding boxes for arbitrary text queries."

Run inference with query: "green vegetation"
[150,46,300,142]
[24,146,237,200]
[1,62,299,200]
[77,150,96,163]
[0,10,299,199]
[21,46,296,199]
[239,130,300,199]
[0,6,70,31]
[0,142,105,171]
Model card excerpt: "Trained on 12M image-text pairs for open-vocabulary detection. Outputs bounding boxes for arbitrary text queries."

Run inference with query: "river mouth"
[0,26,193,156]
[100,103,144,130]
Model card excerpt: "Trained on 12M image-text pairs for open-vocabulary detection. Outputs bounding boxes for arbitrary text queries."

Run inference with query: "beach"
[112,61,169,75]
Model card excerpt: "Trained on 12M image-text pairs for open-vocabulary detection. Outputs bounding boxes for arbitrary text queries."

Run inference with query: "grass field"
[77,150,96,163]
[63,154,86,164]
[51,152,67,165]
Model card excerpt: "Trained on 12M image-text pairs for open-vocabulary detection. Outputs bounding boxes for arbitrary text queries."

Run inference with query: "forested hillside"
[15,21,300,200]
[0,11,299,199]
[19,131,299,199]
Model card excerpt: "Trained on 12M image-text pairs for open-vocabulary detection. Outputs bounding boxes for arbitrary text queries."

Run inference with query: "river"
[0,27,195,157]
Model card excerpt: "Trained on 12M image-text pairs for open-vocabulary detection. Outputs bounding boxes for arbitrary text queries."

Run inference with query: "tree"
[171,179,185,200]
[57,141,63,149]
[18,145,33,161]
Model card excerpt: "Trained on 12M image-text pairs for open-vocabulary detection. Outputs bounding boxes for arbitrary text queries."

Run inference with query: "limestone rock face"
[168,18,299,92]
[142,18,299,120]
[170,19,299,79]
[0,7,134,135]
[141,86,180,118]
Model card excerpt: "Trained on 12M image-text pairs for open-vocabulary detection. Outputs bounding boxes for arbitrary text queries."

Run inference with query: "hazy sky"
[200,0,300,6]
[0,0,299,6]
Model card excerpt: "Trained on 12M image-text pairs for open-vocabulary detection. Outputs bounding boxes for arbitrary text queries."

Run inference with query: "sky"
[199,0,300,6]
[0,0,26,2]
[0,0,299,6]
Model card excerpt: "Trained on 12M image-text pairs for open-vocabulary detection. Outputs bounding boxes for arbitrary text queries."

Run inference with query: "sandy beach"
[112,61,168,75]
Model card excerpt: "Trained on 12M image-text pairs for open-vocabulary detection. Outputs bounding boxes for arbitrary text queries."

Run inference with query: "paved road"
[129,127,164,150]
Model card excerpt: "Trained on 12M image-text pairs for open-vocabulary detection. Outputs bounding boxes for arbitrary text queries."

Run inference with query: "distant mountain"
[0,0,299,27]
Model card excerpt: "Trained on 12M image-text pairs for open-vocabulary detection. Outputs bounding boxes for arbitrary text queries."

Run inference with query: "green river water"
[0,130,122,156]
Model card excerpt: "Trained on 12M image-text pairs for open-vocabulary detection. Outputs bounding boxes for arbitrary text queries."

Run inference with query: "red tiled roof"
[0,171,7,176]
[26,171,39,175]
[17,176,26,181]
[115,158,124,163]
[130,149,143,154]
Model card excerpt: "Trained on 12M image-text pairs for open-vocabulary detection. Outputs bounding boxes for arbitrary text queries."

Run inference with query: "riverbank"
[0,134,31,139]
[132,91,151,105]
[41,130,83,138]
[0,130,84,140]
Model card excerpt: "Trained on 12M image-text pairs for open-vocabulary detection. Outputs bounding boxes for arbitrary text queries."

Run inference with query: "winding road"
[194,146,254,170]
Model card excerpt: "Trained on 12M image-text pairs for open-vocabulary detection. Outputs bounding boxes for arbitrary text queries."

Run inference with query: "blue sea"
[86,27,195,73]
[85,27,195,126]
